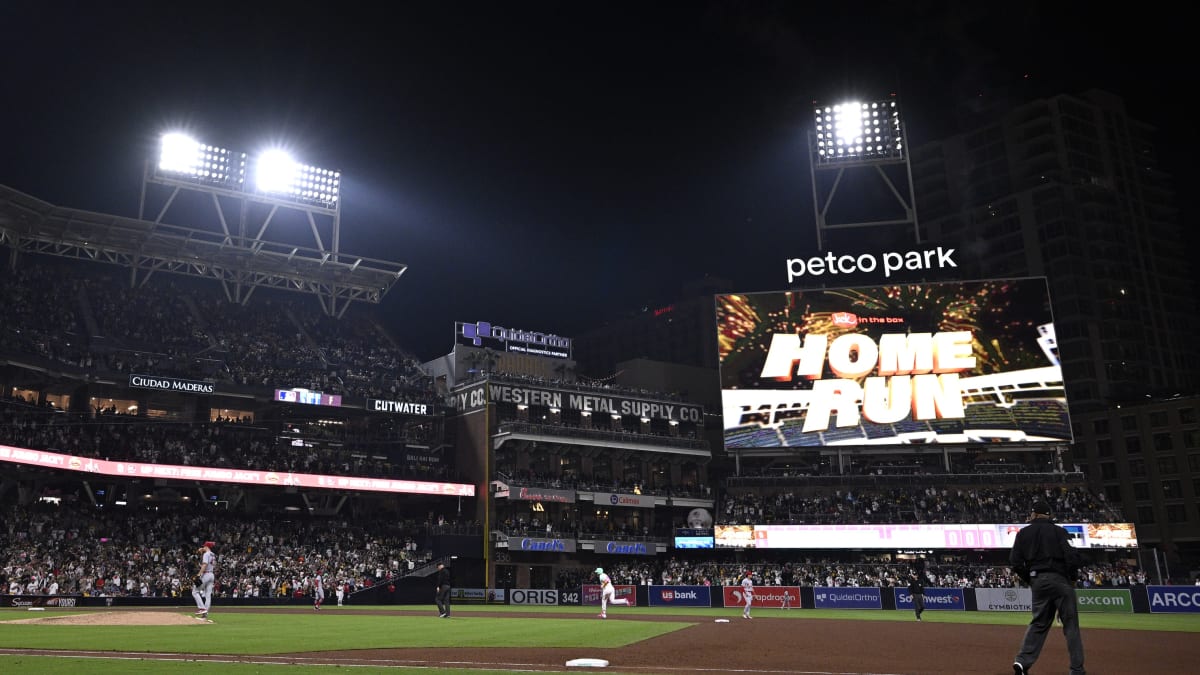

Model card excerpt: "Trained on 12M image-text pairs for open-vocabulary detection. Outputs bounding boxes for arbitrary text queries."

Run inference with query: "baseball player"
[313,570,325,611]
[740,570,754,619]
[192,541,216,620]
[595,567,629,619]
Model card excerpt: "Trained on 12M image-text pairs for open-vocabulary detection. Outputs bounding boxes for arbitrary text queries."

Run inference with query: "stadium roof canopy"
[0,183,406,317]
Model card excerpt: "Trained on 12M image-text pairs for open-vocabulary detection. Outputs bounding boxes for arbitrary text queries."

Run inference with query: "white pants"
[192,573,214,611]
[602,587,629,613]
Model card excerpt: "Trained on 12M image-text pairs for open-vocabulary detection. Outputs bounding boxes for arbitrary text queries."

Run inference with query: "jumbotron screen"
[716,278,1071,448]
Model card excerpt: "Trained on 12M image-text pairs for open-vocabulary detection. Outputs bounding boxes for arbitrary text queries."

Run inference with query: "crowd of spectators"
[0,501,454,600]
[718,485,1122,525]
[0,260,437,403]
[0,398,457,482]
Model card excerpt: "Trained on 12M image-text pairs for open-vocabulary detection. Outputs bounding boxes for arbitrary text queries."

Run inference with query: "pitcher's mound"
[9,611,203,626]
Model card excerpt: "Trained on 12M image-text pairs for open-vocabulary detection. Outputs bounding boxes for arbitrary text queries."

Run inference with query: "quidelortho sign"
[129,374,215,394]
[975,587,1032,612]
[1075,588,1132,613]
[813,587,882,609]
[1148,586,1200,613]
[456,321,572,358]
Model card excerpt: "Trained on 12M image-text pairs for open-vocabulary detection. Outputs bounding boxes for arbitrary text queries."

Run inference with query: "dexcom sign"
[1148,586,1200,613]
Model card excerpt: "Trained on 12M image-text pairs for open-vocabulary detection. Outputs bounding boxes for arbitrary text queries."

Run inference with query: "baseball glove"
[192,574,203,588]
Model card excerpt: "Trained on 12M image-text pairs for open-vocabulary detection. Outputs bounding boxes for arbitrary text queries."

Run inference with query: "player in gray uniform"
[192,541,216,620]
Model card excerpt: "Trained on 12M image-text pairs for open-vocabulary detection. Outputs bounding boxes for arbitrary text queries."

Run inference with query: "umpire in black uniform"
[1010,499,1086,675]
[907,572,925,621]
[435,562,452,618]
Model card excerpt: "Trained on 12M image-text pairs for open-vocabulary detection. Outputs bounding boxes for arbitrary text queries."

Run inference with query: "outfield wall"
[3,585,1179,613]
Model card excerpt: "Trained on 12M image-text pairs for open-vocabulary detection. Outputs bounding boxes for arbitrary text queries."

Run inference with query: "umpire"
[435,562,452,618]
[1010,499,1086,675]
[907,572,925,621]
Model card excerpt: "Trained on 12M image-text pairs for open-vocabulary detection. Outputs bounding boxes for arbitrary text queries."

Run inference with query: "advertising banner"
[716,278,1070,449]
[1148,586,1200,613]
[975,587,1033,612]
[594,492,655,509]
[650,586,711,607]
[456,321,572,359]
[509,588,560,606]
[507,486,576,503]
[511,537,577,553]
[673,535,714,549]
[129,374,215,394]
[486,382,703,423]
[595,540,654,555]
[451,588,506,604]
[894,587,965,611]
[0,444,474,496]
[275,388,342,407]
[452,383,488,413]
[712,522,1136,550]
[720,585,800,608]
[582,584,637,606]
[366,398,431,415]
[813,587,882,609]
[1075,588,1132,613]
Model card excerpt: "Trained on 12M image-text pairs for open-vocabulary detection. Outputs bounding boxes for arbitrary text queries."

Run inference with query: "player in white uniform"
[192,541,216,619]
[596,567,629,619]
[741,570,754,619]
[312,571,325,610]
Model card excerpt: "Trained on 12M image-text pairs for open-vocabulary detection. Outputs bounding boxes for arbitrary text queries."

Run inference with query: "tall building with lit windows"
[913,90,1198,412]
[912,90,1200,564]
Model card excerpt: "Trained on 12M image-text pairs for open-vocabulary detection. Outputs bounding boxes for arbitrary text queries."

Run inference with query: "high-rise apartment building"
[913,90,1198,412]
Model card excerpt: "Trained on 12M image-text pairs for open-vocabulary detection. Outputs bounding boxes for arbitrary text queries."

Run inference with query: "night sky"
[2,2,1192,360]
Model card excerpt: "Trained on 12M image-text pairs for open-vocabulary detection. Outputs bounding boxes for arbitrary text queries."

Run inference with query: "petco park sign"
[786,247,957,283]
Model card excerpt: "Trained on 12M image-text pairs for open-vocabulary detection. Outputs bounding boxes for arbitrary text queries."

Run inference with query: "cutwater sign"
[1148,586,1200,613]
[813,587,882,609]
[1075,588,1132,613]
[649,585,711,607]
[894,587,965,611]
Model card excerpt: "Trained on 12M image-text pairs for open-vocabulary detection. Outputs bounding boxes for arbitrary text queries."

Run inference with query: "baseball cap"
[203,541,216,549]
[594,568,603,575]
[1031,500,1052,516]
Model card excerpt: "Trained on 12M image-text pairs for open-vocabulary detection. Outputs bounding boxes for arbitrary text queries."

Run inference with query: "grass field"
[2,604,1198,675]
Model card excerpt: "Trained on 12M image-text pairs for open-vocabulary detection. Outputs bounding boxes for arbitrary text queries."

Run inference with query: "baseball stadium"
[2,136,1199,675]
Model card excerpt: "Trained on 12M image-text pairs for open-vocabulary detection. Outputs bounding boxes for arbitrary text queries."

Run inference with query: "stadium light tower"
[144,133,344,255]
[808,97,919,250]
[136,131,403,316]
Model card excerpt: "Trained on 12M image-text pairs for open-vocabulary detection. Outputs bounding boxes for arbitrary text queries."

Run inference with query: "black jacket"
[1009,517,1085,582]
[436,567,452,588]
[908,577,924,595]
